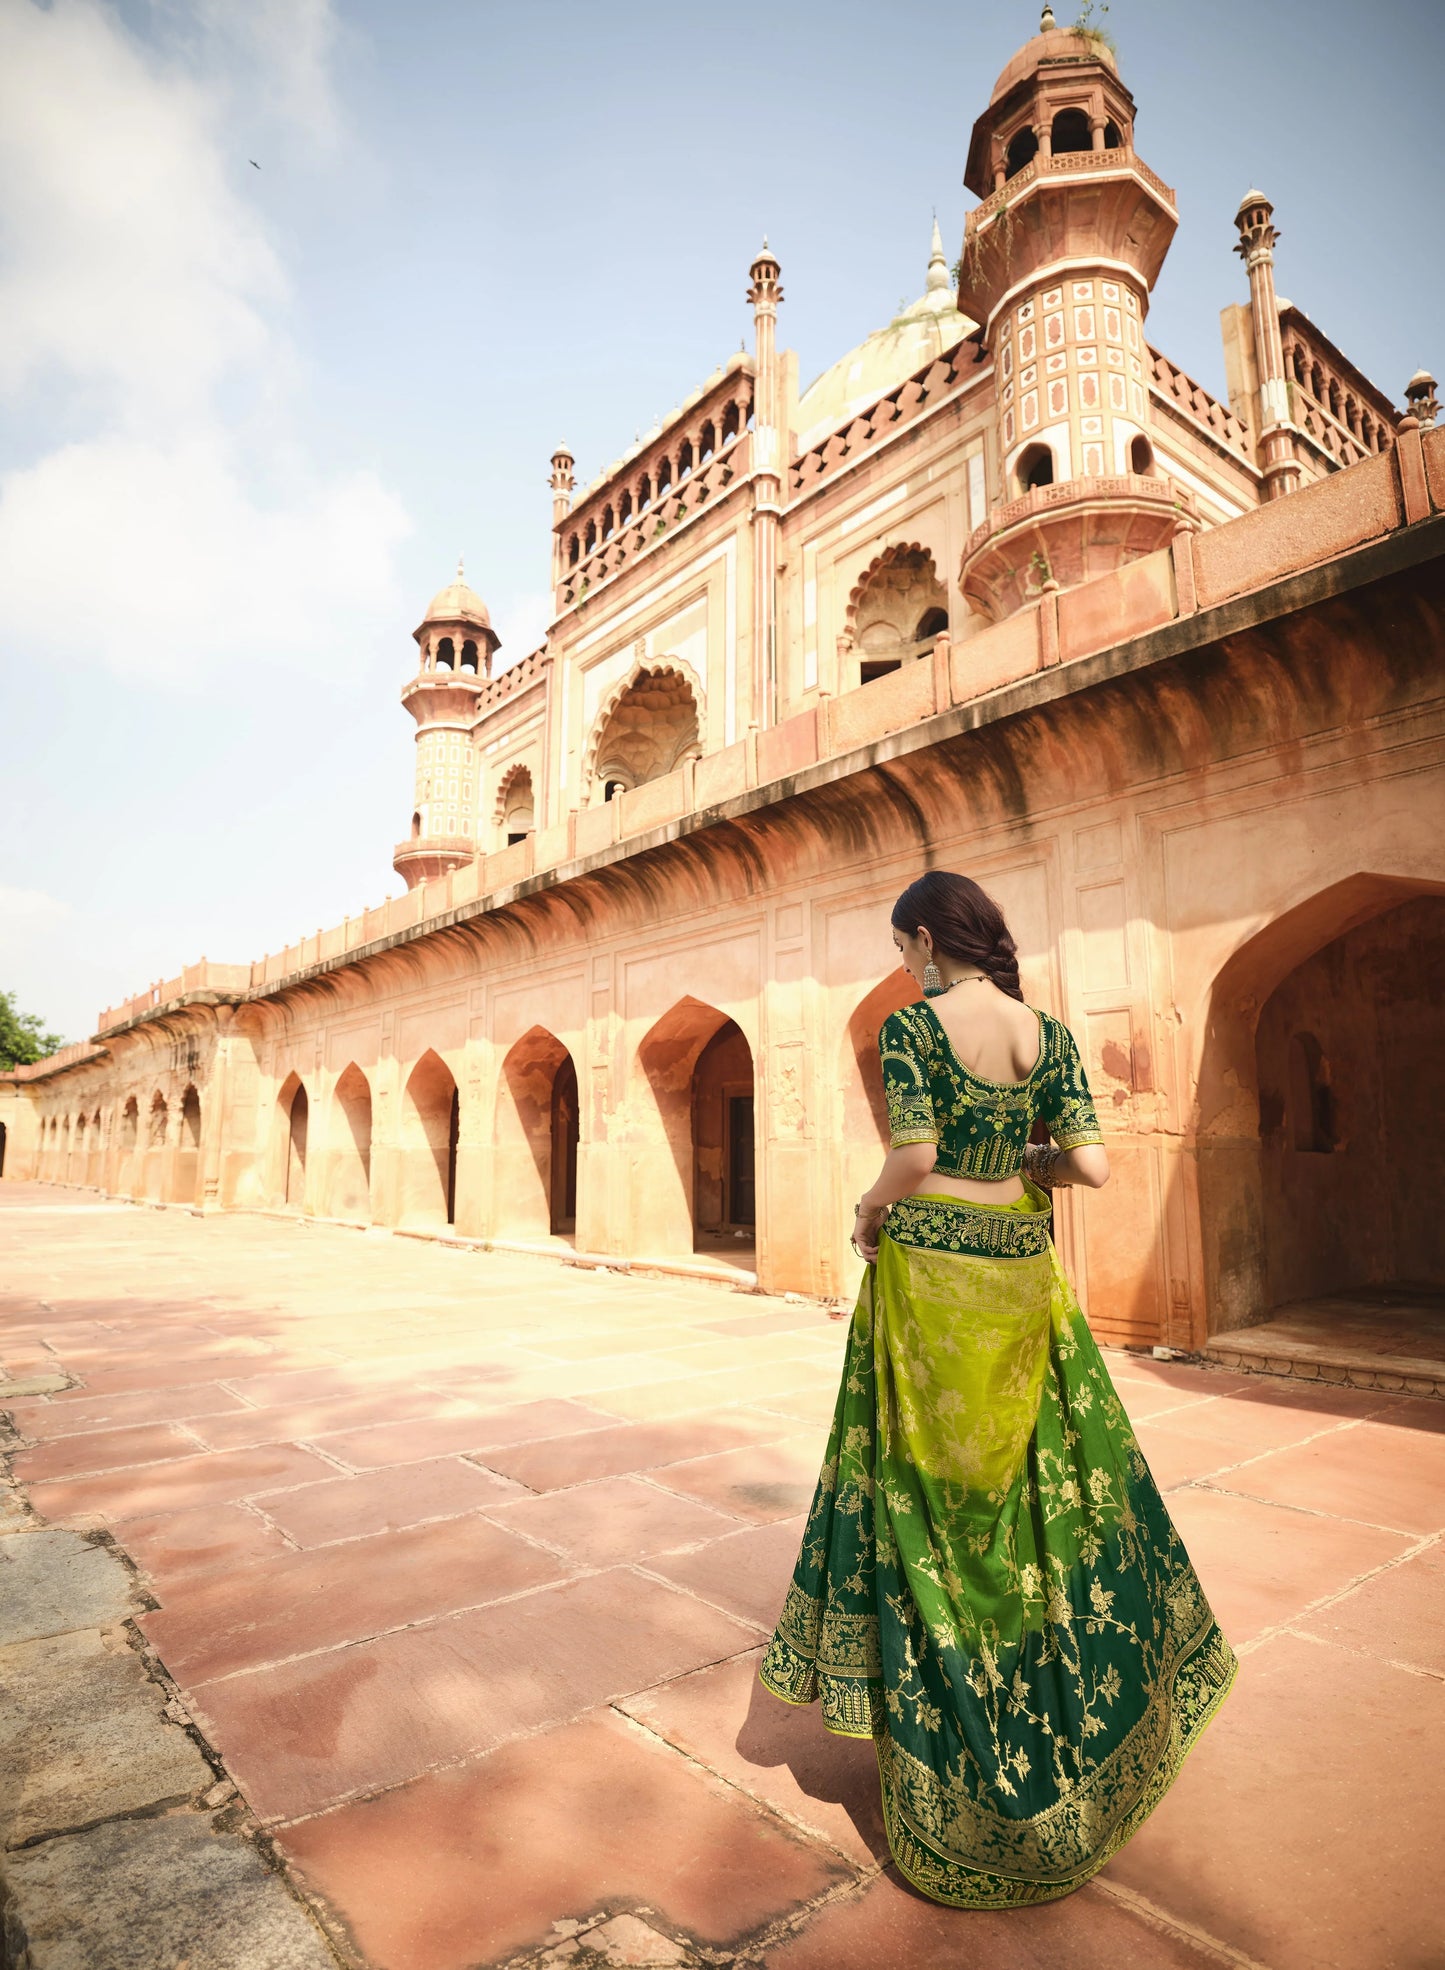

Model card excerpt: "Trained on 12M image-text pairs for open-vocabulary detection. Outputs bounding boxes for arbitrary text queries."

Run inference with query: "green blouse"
[879,1000,1104,1181]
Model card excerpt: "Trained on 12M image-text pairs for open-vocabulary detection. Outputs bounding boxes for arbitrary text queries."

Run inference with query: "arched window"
[584,519,597,552]
[699,421,716,461]
[1287,1032,1337,1153]
[1005,127,1039,178]
[604,778,627,803]
[677,440,693,480]
[721,403,740,445]
[602,505,615,541]
[1130,434,1155,475]
[639,473,652,511]
[567,534,580,566]
[498,766,535,846]
[618,490,633,526]
[436,636,455,671]
[1103,118,1124,149]
[590,664,700,800]
[915,606,949,644]
[656,457,672,497]
[460,639,479,673]
[1017,442,1054,491]
[1290,344,1307,385]
[1051,108,1091,154]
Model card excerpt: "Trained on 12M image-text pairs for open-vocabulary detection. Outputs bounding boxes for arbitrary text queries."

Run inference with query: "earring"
[922,960,943,997]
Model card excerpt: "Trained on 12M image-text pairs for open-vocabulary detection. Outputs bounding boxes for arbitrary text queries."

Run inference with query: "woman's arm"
[1024,1140,1111,1190]
[852,1144,938,1261]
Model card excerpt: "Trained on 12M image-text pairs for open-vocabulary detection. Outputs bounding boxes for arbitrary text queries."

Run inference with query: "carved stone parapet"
[959,474,1197,623]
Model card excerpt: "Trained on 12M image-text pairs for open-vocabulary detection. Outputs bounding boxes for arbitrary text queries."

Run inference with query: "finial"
[1040,4,1056,27]
[456,555,464,582]
[927,216,950,293]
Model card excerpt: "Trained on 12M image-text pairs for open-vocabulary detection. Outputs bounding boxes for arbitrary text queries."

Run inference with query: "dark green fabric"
[880,1002,1104,1180]
[760,1190,1236,1907]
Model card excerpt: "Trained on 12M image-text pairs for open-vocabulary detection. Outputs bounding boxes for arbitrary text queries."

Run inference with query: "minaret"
[956,12,1195,621]
[1234,192,1303,500]
[393,564,501,891]
[747,240,783,728]
[549,445,575,588]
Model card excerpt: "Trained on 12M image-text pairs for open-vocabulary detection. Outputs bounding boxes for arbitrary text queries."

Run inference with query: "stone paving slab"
[0,1527,137,1645]
[0,1625,213,1847]
[0,1813,338,1970]
[3,1182,1444,1970]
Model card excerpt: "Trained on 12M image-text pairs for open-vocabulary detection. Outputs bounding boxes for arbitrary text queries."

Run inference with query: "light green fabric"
[760,1187,1236,1907]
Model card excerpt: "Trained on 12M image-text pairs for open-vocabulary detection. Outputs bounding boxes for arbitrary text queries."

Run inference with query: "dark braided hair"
[891,871,1025,1003]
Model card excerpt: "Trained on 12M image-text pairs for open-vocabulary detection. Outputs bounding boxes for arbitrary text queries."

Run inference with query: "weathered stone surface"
[0,1629,212,1848]
[0,1529,135,1646]
[0,1814,338,1970]
[0,1375,71,1399]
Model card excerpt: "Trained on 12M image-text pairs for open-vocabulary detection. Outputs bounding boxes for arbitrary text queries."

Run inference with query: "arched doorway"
[839,969,922,1239]
[495,1029,579,1241]
[87,1110,103,1187]
[328,1063,372,1221]
[117,1097,140,1194]
[1197,875,1445,1358]
[1255,895,1444,1314]
[173,1086,201,1204]
[278,1076,308,1209]
[401,1051,459,1227]
[143,1094,168,1201]
[635,999,756,1263]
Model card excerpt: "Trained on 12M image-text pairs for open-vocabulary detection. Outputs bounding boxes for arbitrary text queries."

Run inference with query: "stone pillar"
[747,242,784,730]
[1234,191,1303,500]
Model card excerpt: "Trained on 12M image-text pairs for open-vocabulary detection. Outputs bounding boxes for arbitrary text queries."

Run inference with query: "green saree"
[760,1184,1236,1907]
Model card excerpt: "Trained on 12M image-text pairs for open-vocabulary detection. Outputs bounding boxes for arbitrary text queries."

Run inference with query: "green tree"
[0,991,66,1070]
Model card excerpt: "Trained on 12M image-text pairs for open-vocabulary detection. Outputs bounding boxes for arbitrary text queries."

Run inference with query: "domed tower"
[392,563,501,891]
[957,9,1195,621]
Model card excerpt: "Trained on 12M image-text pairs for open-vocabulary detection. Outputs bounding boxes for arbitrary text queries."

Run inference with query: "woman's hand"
[851,1203,887,1264]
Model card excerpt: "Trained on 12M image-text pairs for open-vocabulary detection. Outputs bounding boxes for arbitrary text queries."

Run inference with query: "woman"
[760,871,1235,1908]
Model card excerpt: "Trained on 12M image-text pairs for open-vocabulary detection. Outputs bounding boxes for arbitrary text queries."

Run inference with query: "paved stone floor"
[2,1181,1442,1970]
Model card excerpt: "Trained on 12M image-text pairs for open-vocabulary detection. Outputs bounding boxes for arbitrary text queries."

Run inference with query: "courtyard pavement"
[1,1180,1442,1970]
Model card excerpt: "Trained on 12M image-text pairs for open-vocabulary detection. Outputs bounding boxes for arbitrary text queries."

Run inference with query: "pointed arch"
[633,997,754,1260]
[494,762,535,846]
[401,1050,459,1227]
[328,1062,372,1221]
[276,1072,309,1208]
[582,660,704,802]
[845,543,948,680]
[495,1026,579,1240]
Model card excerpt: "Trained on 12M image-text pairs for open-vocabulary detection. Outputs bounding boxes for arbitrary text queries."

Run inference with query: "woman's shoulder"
[1031,1005,1083,1063]
[879,1002,930,1044]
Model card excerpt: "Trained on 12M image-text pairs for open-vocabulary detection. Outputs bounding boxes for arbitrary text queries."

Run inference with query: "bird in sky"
[248,159,260,169]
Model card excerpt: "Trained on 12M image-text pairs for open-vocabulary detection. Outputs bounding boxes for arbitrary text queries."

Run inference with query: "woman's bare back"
[924,979,1042,1086]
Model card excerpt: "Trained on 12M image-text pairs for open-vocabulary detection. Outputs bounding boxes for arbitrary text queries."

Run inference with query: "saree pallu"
[759,1185,1236,1908]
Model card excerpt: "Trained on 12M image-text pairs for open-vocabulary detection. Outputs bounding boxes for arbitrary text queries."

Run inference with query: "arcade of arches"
[5,540,1443,1368]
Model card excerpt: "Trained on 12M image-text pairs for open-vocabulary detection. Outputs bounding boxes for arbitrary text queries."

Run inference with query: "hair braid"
[890,870,1025,1003]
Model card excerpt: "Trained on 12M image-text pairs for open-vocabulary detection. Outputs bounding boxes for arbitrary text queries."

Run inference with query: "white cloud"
[0,887,71,924]
[0,433,409,685]
[0,0,411,686]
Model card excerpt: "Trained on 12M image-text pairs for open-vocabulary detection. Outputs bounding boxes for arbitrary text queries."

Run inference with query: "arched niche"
[632,997,755,1261]
[172,1084,202,1205]
[585,664,701,801]
[328,1062,373,1222]
[846,545,948,685]
[1196,872,1445,1333]
[401,1050,459,1227]
[495,1027,579,1241]
[276,1073,309,1209]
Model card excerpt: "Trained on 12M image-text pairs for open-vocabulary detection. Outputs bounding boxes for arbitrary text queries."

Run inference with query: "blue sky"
[2,0,1440,1043]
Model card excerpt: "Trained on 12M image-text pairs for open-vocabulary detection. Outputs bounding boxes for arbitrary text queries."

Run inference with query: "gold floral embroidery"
[878,1005,1105,1179]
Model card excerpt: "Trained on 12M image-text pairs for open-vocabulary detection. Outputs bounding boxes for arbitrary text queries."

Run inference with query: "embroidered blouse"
[879,1000,1103,1181]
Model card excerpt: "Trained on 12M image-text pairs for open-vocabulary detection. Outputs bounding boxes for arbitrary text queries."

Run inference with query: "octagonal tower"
[393,564,501,891]
[957,10,1196,621]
